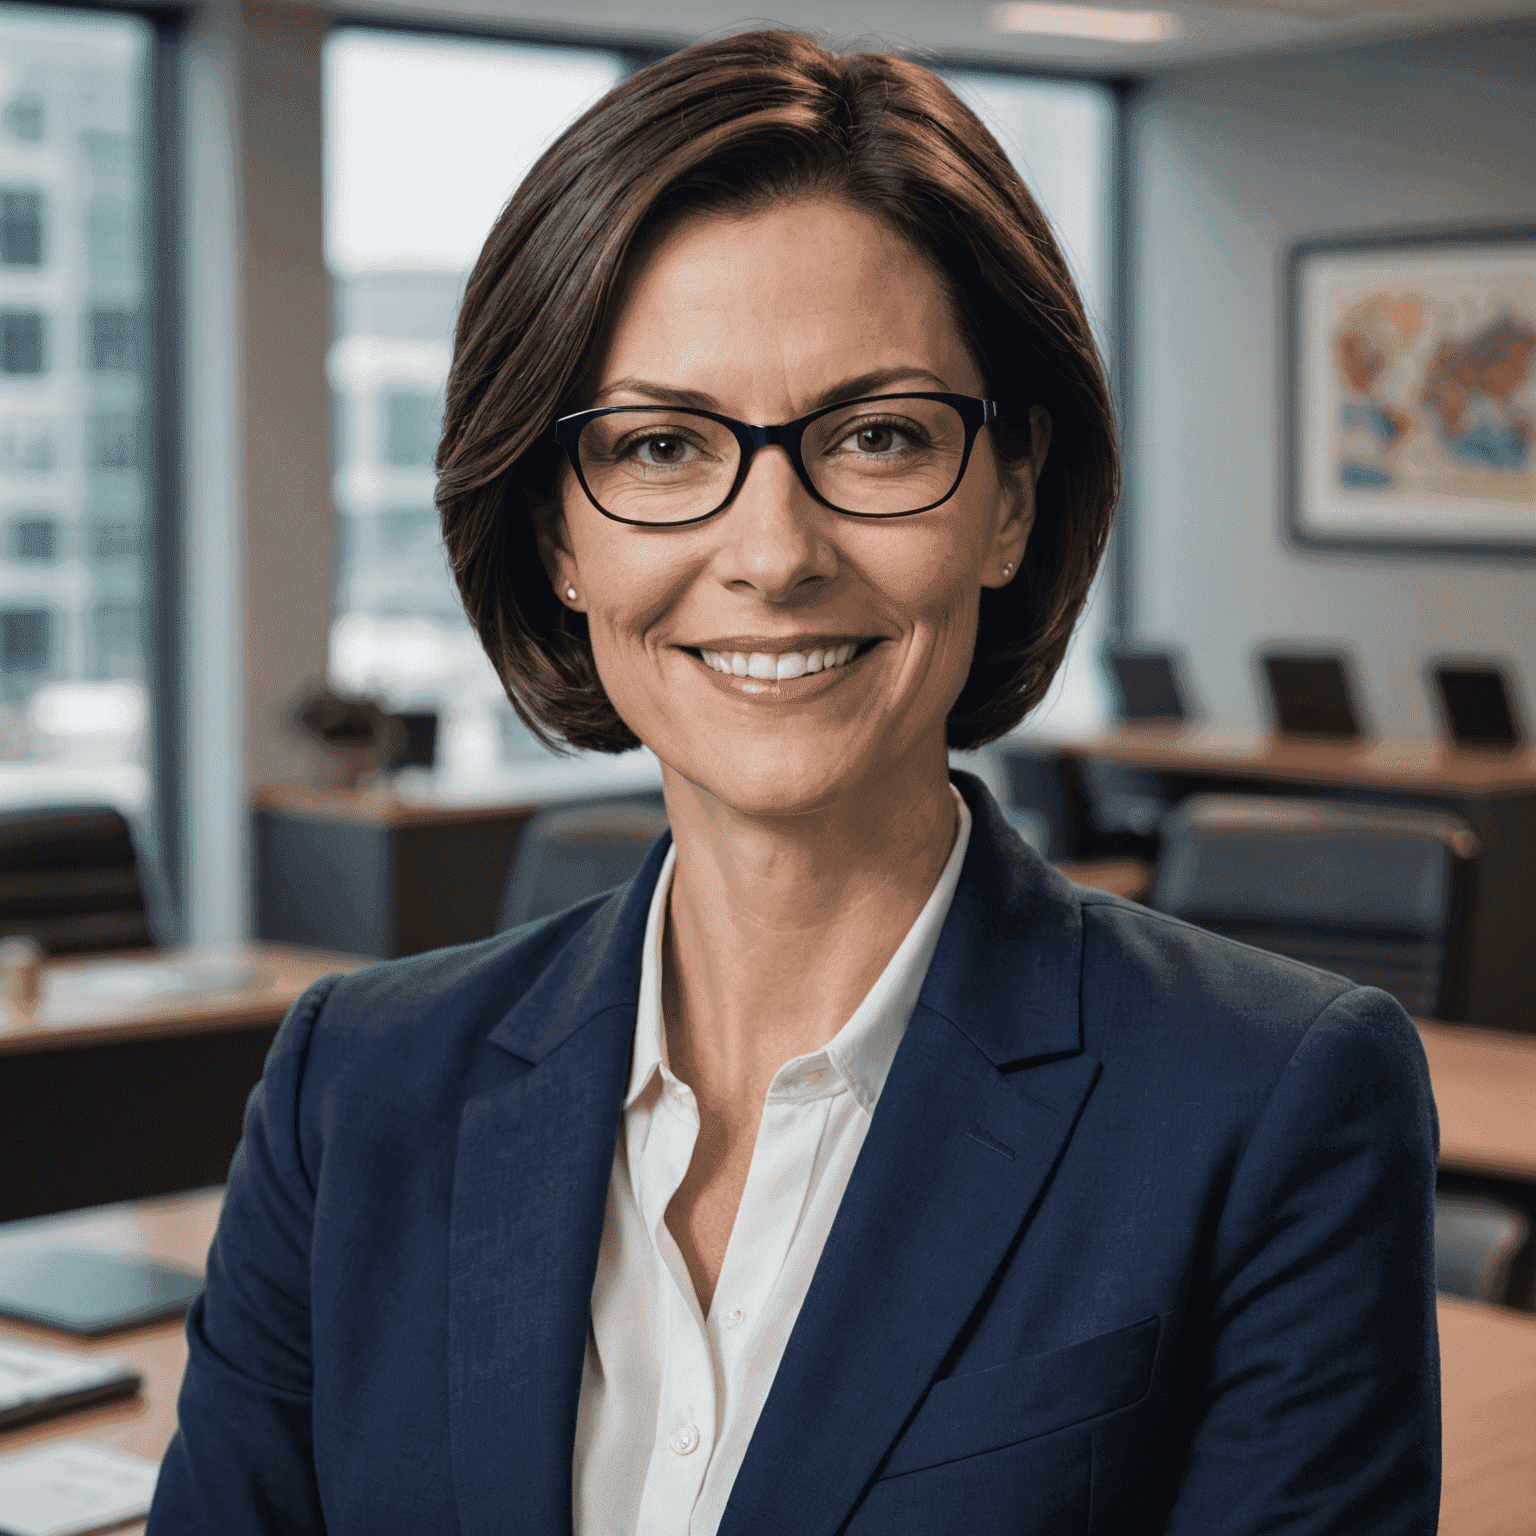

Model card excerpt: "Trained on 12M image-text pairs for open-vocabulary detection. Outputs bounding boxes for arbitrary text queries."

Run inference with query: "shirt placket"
[633,1074,719,1535]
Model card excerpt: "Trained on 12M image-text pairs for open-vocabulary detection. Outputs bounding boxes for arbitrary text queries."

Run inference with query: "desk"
[1,1187,1530,1536]
[0,945,367,1222]
[0,1186,222,1536]
[1419,1021,1536,1184]
[1026,725,1536,1034]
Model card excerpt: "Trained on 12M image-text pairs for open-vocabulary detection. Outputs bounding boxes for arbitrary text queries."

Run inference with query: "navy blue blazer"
[148,774,1439,1535]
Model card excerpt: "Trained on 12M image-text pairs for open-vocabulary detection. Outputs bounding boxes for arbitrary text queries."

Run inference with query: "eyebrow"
[589,366,953,416]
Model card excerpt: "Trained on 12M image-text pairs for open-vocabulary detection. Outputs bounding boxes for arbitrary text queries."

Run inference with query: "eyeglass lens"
[575,396,971,523]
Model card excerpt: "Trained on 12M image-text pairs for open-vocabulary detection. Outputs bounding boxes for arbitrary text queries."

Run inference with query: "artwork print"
[1291,231,1536,552]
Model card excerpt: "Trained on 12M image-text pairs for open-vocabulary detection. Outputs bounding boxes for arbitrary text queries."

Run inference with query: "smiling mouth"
[690,640,880,682]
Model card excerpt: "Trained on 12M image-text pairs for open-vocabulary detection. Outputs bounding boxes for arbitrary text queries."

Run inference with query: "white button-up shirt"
[572,788,972,1536]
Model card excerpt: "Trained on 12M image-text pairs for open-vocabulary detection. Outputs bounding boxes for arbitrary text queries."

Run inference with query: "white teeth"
[698,644,863,678]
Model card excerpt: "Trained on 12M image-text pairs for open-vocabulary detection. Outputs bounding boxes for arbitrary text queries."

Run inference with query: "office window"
[6,515,58,561]
[1,310,44,373]
[0,190,43,265]
[89,307,135,370]
[0,7,153,821]
[1,609,52,676]
[325,30,627,776]
[382,389,440,467]
[939,70,1115,733]
[4,95,45,144]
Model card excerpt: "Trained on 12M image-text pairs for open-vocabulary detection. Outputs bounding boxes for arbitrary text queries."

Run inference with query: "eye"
[633,434,693,466]
[832,418,924,458]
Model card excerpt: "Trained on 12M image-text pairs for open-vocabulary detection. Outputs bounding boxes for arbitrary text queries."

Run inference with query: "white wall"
[1129,23,1536,737]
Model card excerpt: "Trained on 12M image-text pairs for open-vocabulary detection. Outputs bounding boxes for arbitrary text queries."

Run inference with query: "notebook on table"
[0,1248,203,1337]
[0,1342,140,1433]
[0,1441,158,1536]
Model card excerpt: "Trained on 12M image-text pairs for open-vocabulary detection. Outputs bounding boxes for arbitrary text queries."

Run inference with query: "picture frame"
[1286,225,1536,557]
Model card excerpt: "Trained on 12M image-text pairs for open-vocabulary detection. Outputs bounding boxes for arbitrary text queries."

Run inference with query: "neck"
[659,748,959,1109]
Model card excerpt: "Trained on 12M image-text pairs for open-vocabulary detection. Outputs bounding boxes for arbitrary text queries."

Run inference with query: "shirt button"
[724,1308,744,1329]
[669,1425,700,1456]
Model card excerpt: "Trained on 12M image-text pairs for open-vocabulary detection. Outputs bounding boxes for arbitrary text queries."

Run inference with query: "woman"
[149,30,1438,1536]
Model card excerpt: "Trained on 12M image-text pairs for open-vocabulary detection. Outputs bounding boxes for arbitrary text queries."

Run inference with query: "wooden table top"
[1419,1020,1536,1183]
[1439,1294,1536,1536]
[1036,723,1536,797]
[0,943,370,1058]
[2,1190,1532,1534]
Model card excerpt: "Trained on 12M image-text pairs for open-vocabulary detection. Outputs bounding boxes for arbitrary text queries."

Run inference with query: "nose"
[713,445,837,602]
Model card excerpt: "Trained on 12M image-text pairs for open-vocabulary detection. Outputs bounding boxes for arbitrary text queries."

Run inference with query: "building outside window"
[0,6,153,819]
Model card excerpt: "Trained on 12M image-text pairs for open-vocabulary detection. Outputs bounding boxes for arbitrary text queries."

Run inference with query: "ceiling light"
[989,3,1183,41]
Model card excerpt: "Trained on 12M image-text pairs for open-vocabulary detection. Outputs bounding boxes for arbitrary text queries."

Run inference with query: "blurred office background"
[0,0,1534,1522]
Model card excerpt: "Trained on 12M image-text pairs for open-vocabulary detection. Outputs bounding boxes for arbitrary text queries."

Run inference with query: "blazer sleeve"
[146,975,340,1535]
[1162,985,1441,1535]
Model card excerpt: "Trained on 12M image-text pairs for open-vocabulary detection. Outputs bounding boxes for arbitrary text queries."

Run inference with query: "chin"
[663,736,883,820]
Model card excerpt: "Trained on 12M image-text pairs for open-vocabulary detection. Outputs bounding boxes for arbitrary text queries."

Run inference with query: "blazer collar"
[921,769,1085,1065]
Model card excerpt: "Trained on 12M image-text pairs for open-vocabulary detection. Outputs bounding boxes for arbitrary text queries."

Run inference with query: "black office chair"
[1150,794,1478,1020]
[0,803,155,955]
[497,792,669,931]
[1434,1193,1530,1305]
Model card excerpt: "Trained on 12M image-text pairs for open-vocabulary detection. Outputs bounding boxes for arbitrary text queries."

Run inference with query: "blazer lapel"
[446,836,671,1536]
[721,775,1101,1536]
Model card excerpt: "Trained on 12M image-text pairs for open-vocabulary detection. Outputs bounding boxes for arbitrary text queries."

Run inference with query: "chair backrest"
[1104,644,1190,722]
[497,792,670,932]
[1150,794,1478,1019]
[1434,1193,1531,1305]
[0,803,155,955]
[1259,651,1363,739]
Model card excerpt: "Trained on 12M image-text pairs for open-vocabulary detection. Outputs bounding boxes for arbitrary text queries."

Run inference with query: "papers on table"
[43,958,258,1004]
[0,1343,139,1432]
[0,1441,158,1536]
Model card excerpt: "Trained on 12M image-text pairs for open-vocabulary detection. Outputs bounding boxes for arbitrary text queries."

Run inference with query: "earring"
[565,586,578,601]
[1002,562,1015,577]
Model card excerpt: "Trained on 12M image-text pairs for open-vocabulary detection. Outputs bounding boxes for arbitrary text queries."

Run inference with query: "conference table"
[0,1188,1532,1535]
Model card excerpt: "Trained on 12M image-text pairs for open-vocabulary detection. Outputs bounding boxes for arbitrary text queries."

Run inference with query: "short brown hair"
[437,29,1118,753]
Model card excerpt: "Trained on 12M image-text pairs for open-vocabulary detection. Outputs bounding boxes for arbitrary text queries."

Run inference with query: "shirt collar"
[626,786,973,1118]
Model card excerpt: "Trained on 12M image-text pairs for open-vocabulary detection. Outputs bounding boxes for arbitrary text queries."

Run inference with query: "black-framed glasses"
[552,392,998,527]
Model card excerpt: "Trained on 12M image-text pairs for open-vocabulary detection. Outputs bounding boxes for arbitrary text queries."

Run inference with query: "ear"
[981,406,1052,590]
[531,496,586,613]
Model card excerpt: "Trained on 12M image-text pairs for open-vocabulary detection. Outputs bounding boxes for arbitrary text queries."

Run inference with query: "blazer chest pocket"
[878,1314,1161,1479]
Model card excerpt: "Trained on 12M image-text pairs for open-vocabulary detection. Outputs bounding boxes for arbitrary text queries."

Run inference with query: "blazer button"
[669,1425,700,1456]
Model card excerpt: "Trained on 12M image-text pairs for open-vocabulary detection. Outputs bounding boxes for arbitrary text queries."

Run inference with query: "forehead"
[592,198,980,409]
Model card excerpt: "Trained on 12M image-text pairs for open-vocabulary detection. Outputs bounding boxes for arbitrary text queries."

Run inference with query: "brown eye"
[856,426,895,454]
[643,437,685,463]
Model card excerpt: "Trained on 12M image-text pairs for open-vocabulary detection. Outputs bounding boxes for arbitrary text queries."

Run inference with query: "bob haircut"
[438,28,1119,753]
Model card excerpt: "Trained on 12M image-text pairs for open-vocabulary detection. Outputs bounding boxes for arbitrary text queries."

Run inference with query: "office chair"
[1434,1193,1530,1305]
[497,792,669,931]
[1258,651,1363,739]
[1150,794,1478,1020]
[1104,643,1192,723]
[0,803,155,955]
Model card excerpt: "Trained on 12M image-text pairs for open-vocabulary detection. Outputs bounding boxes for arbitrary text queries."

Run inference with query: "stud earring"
[565,586,578,601]
[1002,562,1015,577]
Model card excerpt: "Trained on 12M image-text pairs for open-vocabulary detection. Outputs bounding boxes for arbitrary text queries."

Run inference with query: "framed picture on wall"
[1286,225,1536,556]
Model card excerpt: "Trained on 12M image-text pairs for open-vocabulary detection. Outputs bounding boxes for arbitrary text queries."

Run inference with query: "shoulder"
[1069,886,1432,1125]
[269,895,616,1098]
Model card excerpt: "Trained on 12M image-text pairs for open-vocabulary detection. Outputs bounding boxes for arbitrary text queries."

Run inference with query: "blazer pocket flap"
[879,1315,1161,1479]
